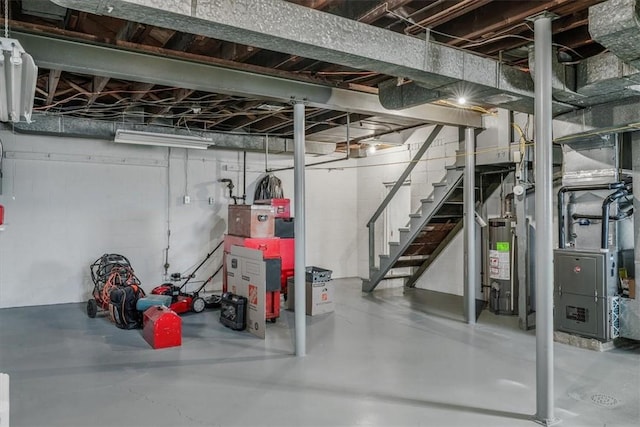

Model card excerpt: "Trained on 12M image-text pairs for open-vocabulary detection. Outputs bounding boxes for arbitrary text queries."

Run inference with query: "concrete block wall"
[0,131,358,308]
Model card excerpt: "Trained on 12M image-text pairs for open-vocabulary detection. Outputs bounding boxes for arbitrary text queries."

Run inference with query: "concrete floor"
[1,278,639,427]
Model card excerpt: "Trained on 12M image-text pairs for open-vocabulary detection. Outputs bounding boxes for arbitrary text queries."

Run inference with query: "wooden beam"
[357,0,414,25]
[130,82,156,102]
[446,0,572,47]
[147,88,195,123]
[406,0,493,35]
[87,76,111,107]
[47,70,62,105]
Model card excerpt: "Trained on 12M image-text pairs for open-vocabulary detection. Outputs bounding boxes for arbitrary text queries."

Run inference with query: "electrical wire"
[385,6,584,61]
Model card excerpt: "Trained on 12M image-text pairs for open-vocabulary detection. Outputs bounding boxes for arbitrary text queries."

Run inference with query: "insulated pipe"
[293,101,306,357]
[601,189,629,251]
[533,14,558,426]
[463,126,476,324]
[557,182,625,249]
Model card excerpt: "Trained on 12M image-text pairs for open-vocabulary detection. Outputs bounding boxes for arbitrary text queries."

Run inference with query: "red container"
[266,290,281,321]
[255,198,290,219]
[223,235,281,259]
[280,238,295,270]
[142,306,182,349]
[0,205,4,226]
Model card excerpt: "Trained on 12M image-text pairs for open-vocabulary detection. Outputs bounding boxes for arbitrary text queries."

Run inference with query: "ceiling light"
[0,38,38,123]
[457,97,467,105]
[114,129,214,150]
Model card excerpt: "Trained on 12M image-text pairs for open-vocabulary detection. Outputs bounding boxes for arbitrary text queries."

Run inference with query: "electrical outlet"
[208,197,215,205]
[183,195,191,204]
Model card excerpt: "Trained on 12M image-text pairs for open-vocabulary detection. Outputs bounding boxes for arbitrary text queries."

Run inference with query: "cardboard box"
[286,277,334,316]
[621,278,636,299]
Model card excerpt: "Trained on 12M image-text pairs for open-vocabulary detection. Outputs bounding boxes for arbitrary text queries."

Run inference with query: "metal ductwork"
[589,0,640,65]
[50,0,573,115]
[553,0,640,141]
[1,113,303,153]
[46,0,640,121]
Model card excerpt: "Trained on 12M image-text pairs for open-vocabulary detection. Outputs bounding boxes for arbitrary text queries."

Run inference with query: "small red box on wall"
[142,306,182,349]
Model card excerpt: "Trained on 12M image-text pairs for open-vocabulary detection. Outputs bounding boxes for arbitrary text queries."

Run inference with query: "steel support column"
[463,127,476,324]
[532,13,559,426]
[293,101,306,357]
[515,186,533,330]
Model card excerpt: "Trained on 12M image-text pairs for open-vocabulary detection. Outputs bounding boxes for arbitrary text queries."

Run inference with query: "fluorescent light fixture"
[0,38,38,123]
[114,129,214,150]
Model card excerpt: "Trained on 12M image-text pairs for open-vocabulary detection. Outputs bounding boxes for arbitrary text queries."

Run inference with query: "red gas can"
[142,306,182,349]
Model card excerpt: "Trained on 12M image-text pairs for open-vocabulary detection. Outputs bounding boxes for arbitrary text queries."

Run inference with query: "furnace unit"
[553,250,619,341]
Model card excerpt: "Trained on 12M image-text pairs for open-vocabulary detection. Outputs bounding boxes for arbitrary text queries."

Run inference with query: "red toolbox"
[228,204,275,238]
[255,198,290,219]
[142,306,182,349]
[266,290,281,323]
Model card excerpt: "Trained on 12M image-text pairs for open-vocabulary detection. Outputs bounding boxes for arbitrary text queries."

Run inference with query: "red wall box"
[0,204,4,226]
[142,306,182,349]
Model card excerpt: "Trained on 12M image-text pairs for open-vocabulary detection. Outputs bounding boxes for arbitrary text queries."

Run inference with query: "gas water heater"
[488,218,518,315]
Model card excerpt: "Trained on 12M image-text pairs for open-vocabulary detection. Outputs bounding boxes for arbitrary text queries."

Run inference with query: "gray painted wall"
[0,131,358,308]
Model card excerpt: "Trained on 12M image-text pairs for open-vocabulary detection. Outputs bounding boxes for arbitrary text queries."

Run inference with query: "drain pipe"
[601,188,631,251]
[557,182,626,249]
[267,113,351,172]
[293,101,306,357]
[532,13,558,426]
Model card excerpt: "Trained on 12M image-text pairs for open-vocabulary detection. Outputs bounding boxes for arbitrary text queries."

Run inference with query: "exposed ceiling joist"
[16,31,482,128]
[49,0,571,113]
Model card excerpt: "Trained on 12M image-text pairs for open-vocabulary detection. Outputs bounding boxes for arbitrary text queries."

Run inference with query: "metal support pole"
[463,126,476,324]
[532,13,558,426]
[293,101,306,357]
[515,188,531,330]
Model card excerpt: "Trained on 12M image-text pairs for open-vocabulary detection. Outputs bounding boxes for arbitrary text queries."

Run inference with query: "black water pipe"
[242,151,247,201]
[557,181,626,249]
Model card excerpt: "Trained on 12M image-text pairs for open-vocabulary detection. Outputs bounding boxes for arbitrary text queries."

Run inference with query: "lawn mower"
[151,242,223,314]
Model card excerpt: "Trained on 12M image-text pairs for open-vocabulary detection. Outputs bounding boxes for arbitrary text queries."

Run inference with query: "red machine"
[142,306,182,349]
[151,242,223,315]
[223,199,295,323]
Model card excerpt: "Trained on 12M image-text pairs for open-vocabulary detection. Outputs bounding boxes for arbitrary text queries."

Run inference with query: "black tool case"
[219,292,247,331]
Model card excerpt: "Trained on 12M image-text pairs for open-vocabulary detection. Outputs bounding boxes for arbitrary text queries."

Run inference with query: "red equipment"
[0,204,4,225]
[255,198,290,219]
[223,234,292,323]
[151,242,223,315]
[143,306,182,349]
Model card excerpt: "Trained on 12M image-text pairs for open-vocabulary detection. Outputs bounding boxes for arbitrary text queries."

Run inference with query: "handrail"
[367,124,443,269]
